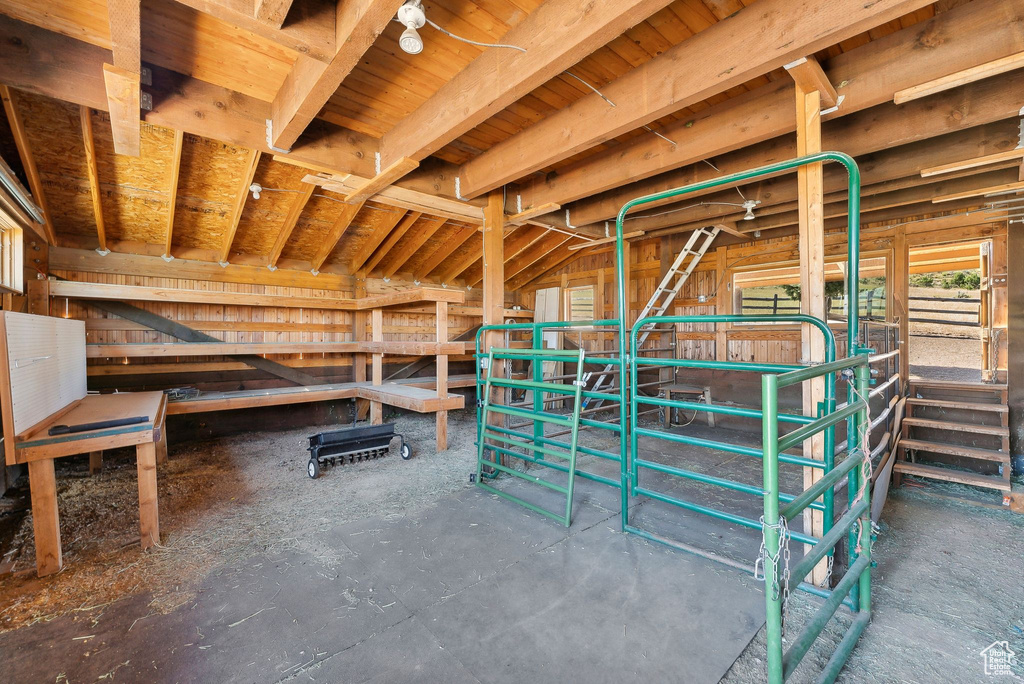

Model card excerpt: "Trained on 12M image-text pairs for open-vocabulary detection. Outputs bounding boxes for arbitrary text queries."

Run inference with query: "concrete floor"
[0,475,766,683]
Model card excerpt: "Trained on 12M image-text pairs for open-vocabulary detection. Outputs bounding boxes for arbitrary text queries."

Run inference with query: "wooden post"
[370,307,383,425]
[714,247,729,362]
[353,281,369,421]
[893,225,910,387]
[89,450,103,475]
[991,233,1008,384]
[155,427,168,465]
[482,191,505,461]
[28,459,61,575]
[795,82,827,585]
[27,277,49,315]
[1005,225,1021,457]
[435,300,449,452]
[136,441,159,549]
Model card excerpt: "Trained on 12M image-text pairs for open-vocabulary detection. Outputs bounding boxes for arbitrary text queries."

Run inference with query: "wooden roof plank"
[361,210,421,276]
[268,181,316,267]
[349,208,405,273]
[164,129,184,258]
[380,216,447,278]
[415,224,477,280]
[0,86,55,244]
[254,0,295,29]
[311,199,366,271]
[895,49,1024,104]
[218,148,262,263]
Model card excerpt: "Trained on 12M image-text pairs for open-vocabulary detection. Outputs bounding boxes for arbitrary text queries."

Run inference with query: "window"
[565,286,595,322]
[733,256,887,322]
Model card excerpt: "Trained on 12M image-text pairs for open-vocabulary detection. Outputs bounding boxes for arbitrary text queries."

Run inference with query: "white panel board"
[1,312,87,435]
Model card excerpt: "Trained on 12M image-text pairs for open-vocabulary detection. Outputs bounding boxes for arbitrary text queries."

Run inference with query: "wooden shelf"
[906,398,1008,413]
[86,341,474,358]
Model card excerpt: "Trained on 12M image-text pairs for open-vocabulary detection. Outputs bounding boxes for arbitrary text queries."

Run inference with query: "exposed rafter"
[416,225,477,280]
[457,0,937,198]
[894,50,1024,104]
[0,85,55,243]
[380,216,447,279]
[312,200,367,272]
[362,211,421,277]
[218,149,262,264]
[268,0,404,151]
[164,129,184,258]
[268,182,316,268]
[784,57,837,109]
[79,106,108,253]
[349,209,406,273]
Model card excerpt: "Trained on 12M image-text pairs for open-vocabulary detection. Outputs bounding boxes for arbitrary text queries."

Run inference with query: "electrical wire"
[424,17,526,52]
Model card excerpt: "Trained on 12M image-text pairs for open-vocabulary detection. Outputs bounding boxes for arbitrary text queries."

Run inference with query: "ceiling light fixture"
[250,183,262,200]
[741,199,759,221]
[397,0,426,55]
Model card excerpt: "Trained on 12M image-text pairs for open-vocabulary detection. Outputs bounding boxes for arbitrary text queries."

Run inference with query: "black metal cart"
[306,423,411,478]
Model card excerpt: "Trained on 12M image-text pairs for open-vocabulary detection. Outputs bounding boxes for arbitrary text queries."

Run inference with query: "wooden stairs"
[895,379,1011,495]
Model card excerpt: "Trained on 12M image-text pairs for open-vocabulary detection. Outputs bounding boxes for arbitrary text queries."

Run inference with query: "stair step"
[909,379,1006,392]
[907,398,1008,413]
[894,462,1011,492]
[900,438,1009,463]
[903,417,1009,437]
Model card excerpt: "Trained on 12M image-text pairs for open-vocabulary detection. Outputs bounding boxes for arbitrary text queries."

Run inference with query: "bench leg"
[436,409,448,452]
[136,442,160,550]
[704,389,715,428]
[89,450,103,475]
[155,429,168,466]
[370,401,383,425]
[28,458,62,576]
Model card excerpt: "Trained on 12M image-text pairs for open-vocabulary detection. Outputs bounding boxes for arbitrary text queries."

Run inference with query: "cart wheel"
[400,443,412,460]
[307,459,320,479]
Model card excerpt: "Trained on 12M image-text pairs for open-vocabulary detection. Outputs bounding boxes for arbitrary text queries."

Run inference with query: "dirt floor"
[906,284,985,383]
[1,410,1022,682]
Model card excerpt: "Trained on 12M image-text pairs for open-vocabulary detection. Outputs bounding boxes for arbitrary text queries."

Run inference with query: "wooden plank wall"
[48,269,480,390]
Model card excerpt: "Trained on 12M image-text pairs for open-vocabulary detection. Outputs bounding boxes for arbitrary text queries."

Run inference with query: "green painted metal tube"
[487,424,619,463]
[782,553,871,680]
[484,376,621,402]
[632,357,805,373]
[487,404,572,427]
[636,394,814,425]
[760,373,784,684]
[776,355,867,389]
[817,612,871,684]
[635,425,825,469]
[777,400,866,453]
[633,485,818,546]
[782,456,866,522]
[855,360,872,615]
[787,498,868,585]
[482,430,575,460]
[489,347,581,357]
[634,457,825,513]
[484,442,620,488]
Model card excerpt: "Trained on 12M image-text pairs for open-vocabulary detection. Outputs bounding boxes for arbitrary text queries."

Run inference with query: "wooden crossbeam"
[164,129,184,258]
[0,86,55,244]
[377,0,672,170]
[416,225,477,280]
[521,0,1024,221]
[933,180,1024,203]
[302,171,483,223]
[507,203,562,226]
[311,199,366,272]
[895,50,1024,104]
[79,106,108,253]
[268,182,315,267]
[506,232,572,281]
[457,0,936,198]
[268,0,404,150]
[921,148,1024,177]
[362,211,421,277]
[344,157,419,204]
[380,216,447,279]
[254,0,295,28]
[218,149,262,264]
[350,209,405,273]
[784,57,838,109]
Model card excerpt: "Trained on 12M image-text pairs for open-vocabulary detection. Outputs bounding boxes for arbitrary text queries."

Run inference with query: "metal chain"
[756,514,792,631]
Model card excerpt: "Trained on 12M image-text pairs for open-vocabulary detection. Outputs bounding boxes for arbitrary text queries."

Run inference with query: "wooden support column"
[795,81,828,585]
[136,441,159,549]
[28,458,61,575]
[893,225,910,386]
[1003,227,1020,459]
[482,191,505,461]
[89,451,103,475]
[435,300,449,452]
[991,233,1008,384]
[714,247,729,361]
[370,307,383,425]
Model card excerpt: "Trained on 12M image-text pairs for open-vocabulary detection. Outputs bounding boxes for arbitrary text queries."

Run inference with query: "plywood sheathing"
[173,134,253,252]
[13,91,97,240]
[0,0,297,102]
[399,222,471,277]
[279,192,342,263]
[317,202,402,269]
[231,157,309,258]
[90,110,178,245]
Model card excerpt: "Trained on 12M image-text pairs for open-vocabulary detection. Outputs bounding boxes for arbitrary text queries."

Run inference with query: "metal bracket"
[218,260,229,268]
[266,264,277,271]
[161,253,174,262]
[140,92,153,111]
[140,67,152,86]
[264,119,292,155]
[95,248,110,256]
[820,94,845,116]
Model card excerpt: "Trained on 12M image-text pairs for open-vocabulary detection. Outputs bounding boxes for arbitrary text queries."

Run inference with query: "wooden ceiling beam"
[268,0,403,151]
[268,181,316,268]
[784,57,837,109]
[300,170,482,223]
[933,180,1024,203]
[343,157,420,204]
[522,0,1024,221]
[79,106,109,253]
[507,202,561,226]
[380,216,447,279]
[218,149,262,264]
[164,129,184,258]
[922,148,1024,177]
[171,0,335,62]
[376,0,674,173]
[362,211,420,277]
[311,199,366,272]
[416,225,477,281]
[457,0,937,199]
[349,209,406,273]
[0,85,55,244]
[103,0,141,156]
[894,50,1024,104]
[254,0,295,29]
[505,232,572,281]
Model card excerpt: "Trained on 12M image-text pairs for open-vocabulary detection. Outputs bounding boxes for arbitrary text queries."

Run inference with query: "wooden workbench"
[13,392,167,576]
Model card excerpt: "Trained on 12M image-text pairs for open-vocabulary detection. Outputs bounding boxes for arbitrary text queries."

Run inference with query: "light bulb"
[400,26,423,54]
[250,183,262,200]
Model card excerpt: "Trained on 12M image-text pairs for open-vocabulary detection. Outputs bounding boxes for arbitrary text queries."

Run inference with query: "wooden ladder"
[894,380,1011,494]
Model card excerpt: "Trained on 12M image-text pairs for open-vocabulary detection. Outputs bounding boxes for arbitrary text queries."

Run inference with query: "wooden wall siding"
[51,270,479,379]
[0,0,297,101]
[231,157,310,257]
[174,134,253,251]
[12,91,97,240]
